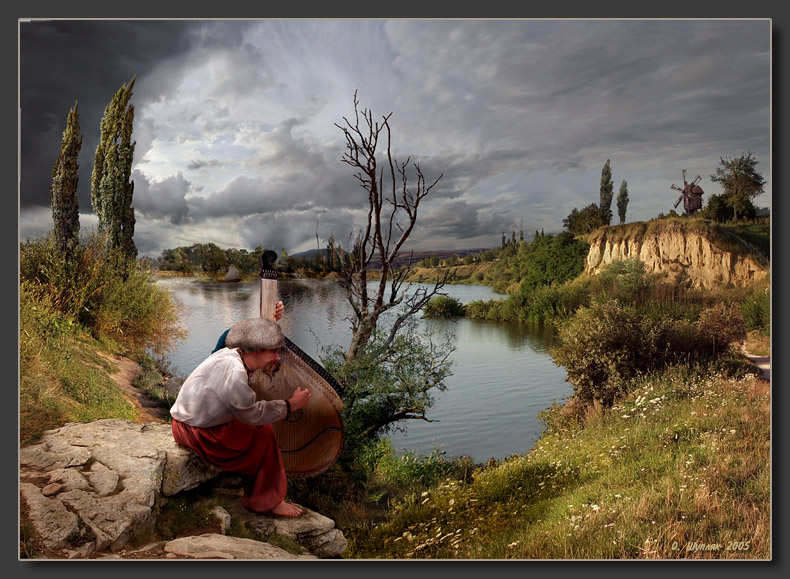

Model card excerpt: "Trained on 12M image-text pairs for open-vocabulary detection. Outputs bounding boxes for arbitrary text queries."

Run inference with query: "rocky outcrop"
[19,419,347,559]
[584,222,768,289]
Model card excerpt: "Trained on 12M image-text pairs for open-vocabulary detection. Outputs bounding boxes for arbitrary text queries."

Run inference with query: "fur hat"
[225,318,285,352]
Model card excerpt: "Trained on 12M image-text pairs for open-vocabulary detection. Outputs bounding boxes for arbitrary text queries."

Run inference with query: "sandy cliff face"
[584,222,768,289]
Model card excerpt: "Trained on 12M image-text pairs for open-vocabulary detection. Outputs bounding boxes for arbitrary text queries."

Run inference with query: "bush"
[20,230,186,357]
[740,286,770,335]
[551,300,645,405]
[423,295,466,318]
[696,302,747,355]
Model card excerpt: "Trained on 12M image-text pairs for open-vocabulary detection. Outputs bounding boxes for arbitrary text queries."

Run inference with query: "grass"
[19,326,140,446]
[342,363,770,559]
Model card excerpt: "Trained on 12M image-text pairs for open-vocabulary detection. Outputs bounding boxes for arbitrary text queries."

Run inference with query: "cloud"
[132,170,192,225]
[19,19,771,258]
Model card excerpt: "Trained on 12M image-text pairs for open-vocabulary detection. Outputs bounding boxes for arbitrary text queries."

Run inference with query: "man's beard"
[262,360,281,377]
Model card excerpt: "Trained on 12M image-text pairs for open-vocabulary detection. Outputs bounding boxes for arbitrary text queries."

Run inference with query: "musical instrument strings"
[250,250,344,477]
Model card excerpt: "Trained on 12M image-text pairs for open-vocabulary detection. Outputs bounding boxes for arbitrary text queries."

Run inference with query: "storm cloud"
[19,19,771,258]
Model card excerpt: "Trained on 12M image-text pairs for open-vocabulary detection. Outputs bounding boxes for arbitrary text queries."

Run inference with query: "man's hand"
[274,301,285,321]
[289,386,312,411]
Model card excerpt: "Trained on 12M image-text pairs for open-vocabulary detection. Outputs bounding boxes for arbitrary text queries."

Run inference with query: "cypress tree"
[91,76,138,266]
[617,179,629,224]
[599,159,614,225]
[50,101,82,258]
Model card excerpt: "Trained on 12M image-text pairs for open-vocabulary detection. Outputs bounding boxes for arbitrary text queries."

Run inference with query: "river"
[155,276,571,463]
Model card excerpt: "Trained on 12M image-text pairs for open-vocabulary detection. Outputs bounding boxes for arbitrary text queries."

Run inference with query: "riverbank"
[19,297,770,560]
[344,359,771,559]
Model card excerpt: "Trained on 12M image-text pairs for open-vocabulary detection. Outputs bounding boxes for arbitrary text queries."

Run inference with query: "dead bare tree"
[319,92,456,441]
[333,91,448,365]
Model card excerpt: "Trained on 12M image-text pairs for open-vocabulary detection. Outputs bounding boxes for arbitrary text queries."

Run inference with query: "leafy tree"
[710,152,766,221]
[599,159,614,225]
[616,179,629,224]
[699,193,754,222]
[324,91,450,446]
[563,203,608,235]
[50,101,82,259]
[91,77,137,268]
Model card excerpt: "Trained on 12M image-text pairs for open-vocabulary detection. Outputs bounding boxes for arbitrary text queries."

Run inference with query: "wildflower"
[507,541,521,548]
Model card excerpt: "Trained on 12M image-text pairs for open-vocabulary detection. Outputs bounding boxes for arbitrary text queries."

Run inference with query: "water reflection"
[156,277,571,462]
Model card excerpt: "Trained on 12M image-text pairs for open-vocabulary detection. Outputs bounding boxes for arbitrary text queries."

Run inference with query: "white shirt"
[170,347,287,428]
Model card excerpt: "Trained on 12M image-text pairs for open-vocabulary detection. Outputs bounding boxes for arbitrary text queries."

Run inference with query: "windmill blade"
[671,184,683,192]
[674,195,684,209]
[691,175,702,186]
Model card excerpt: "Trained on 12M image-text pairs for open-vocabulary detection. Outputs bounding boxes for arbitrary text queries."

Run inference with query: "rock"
[20,483,81,550]
[41,483,64,497]
[58,489,156,552]
[85,461,120,497]
[224,496,348,558]
[47,468,91,493]
[164,533,317,560]
[211,505,232,534]
[20,418,347,559]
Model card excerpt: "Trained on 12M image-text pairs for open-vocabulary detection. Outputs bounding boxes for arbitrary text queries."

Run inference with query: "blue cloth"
[212,328,231,353]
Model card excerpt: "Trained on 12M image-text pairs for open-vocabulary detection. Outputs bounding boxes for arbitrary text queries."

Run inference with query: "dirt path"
[101,353,171,423]
[742,348,771,382]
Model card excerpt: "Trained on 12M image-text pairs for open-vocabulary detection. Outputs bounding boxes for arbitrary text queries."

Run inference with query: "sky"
[18,18,772,259]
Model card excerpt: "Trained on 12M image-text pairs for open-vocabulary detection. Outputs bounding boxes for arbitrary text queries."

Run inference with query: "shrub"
[696,302,747,355]
[551,300,645,405]
[20,230,186,357]
[423,295,466,318]
[740,286,770,335]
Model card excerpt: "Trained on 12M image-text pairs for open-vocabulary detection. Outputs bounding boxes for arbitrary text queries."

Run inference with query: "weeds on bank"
[19,232,186,443]
[344,364,770,559]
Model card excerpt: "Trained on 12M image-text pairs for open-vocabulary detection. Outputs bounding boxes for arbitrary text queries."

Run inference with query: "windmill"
[671,169,704,215]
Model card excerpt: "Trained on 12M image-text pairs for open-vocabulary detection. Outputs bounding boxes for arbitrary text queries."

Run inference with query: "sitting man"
[170,314,311,517]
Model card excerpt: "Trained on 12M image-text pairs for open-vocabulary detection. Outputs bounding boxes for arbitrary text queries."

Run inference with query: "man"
[170,314,311,517]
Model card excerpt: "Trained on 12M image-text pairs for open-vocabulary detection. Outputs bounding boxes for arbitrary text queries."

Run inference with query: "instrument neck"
[260,278,279,322]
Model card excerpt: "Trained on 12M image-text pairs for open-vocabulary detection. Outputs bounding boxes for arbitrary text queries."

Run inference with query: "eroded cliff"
[584,220,768,289]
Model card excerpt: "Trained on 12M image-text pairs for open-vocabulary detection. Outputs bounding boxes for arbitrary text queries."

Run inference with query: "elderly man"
[170,315,311,517]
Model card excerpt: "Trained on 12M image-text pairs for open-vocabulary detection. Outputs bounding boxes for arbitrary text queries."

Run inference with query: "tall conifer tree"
[50,101,82,258]
[91,76,138,266]
[599,159,614,225]
[617,179,629,224]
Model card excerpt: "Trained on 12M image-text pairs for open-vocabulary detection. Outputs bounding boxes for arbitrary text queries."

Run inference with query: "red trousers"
[172,418,287,513]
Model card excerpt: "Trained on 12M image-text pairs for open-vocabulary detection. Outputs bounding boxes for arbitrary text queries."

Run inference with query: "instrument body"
[250,251,344,477]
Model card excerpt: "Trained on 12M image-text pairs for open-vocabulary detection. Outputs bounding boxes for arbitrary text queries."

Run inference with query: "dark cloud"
[420,199,514,240]
[20,20,203,210]
[187,159,224,170]
[236,208,357,254]
[132,170,191,225]
[19,19,770,258]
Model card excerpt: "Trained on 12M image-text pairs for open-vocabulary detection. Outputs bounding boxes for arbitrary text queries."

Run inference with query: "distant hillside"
[291,247,490,269]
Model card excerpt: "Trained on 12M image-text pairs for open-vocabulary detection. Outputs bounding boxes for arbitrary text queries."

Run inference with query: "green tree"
[563,203,608,235]
[616,179,629,224]
[710,152,766,221]
[91,77,138,268]
[50,101,82,259]
[599,159,614,225]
